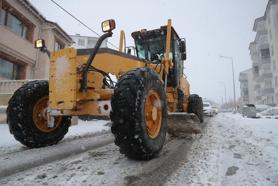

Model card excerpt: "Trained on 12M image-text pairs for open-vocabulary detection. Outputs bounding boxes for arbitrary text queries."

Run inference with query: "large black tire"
[110,68,167,160]
[188,94,204,123]
[7,80,71,148]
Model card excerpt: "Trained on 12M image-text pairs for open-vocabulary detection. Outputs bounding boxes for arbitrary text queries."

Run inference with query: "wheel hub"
[144,90,162,139]
[33,96,62,133]
[152,107,158,121]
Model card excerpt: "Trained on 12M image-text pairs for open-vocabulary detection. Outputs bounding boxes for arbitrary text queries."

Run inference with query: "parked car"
[212,106,219,115]
[241,104,257,118]
[203,102,214,117]
[257,107,278,119]
[255,104,271,113]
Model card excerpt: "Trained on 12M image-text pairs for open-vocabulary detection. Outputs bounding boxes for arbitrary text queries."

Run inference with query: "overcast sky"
[30,0,268,104]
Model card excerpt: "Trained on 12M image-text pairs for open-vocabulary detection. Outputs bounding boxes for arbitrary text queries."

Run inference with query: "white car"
[203,102,214,117]
[257,107,278,119]
[212,106,219,115]
[255,104,271,113]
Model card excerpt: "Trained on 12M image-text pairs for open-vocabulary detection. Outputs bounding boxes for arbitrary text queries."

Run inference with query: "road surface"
[0,113,277,186]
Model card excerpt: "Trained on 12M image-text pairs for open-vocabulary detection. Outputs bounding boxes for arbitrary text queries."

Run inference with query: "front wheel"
[7,80,71,148]
[110,68,167,160]
[187,94,204,123]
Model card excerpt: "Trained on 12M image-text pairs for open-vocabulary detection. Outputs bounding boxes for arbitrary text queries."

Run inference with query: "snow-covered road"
[166,113,278,186]
[0,113,277,186]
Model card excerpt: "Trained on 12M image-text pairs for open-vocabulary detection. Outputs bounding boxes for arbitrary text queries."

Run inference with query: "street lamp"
[220,55,237,111]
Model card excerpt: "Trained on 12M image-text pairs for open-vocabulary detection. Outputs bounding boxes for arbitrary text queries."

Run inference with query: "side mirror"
[179,40,186,53]
[101,19,116,33]
[34,39,46,49]
[181,53,187,61]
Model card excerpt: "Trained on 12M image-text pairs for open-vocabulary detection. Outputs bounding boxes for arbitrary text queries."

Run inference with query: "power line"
[49,0,118,49]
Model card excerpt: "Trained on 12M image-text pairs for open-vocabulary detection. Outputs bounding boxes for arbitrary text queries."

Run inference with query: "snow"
[0,106,7,109]
[1,113,278,185]
[0,120,109,154]
[166,113,278,186]
[66,120,109,138]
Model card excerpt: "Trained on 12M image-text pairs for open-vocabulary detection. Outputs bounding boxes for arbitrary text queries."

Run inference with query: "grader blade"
[167,113,202,137]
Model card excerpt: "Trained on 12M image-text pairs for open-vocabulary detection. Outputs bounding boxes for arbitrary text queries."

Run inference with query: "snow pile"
[0,120,110,155]
[166,113,278,186]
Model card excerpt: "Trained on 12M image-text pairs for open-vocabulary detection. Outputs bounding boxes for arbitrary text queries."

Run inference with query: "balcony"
[262,88,274,95]
[261,73,273,79]
[256,96,262,100]
[0,26,36,64]
[261,58,271,64]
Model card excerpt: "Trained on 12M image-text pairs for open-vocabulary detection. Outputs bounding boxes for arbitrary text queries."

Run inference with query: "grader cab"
[7,19,203,160]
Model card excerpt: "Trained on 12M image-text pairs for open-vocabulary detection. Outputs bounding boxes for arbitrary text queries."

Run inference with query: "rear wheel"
[110,68,167,160]
[188,94,204,123]
[7,80,71,148]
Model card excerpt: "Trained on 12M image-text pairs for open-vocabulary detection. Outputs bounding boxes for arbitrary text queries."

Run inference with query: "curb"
[0,134,114,179]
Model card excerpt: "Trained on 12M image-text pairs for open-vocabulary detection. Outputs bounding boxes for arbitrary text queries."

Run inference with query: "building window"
[0,8,5,25]
[54,40,64,51]
[275,77,278,87]
[1,10,28,39]
[265,79,272,89]
[271,45,274,57]
[253,66,259,75]
[87,39,96,48]
[0,58,20,80]
[0,3,34,42]
[78,39,85,46]
[243,89,248,96]
[261,48,270,59]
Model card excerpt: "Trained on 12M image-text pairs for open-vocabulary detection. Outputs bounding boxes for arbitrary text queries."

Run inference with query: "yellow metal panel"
[119,30,125,52]
[164,19,172,74]
[165,19,172,62]
[49,48,77,110]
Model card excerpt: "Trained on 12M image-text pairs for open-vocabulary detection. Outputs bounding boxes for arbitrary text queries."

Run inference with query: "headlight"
[34,39,45,49]
[101,19,116,33]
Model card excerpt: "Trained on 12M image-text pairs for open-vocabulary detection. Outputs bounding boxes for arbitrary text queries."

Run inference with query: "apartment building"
[265,0,278,103]
[251,16,274,105]
[240,0,278,106]
[0,0,72,80]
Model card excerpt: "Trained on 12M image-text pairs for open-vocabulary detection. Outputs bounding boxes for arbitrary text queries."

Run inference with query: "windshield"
[135,35,166,61]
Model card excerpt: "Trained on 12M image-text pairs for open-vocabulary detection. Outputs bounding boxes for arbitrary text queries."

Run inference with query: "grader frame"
[7,19,203,160]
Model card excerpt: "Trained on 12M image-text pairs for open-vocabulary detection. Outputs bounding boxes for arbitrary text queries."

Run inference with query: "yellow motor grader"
[7,19,203,160]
